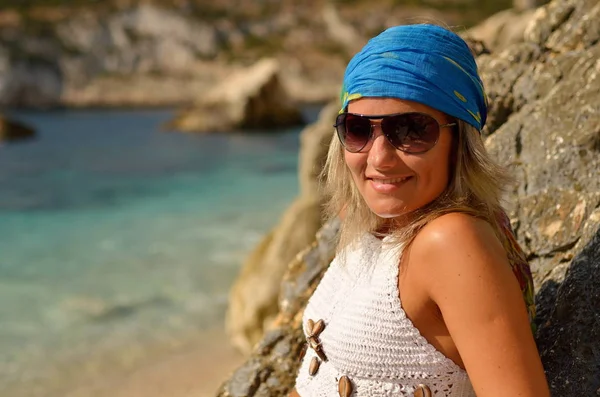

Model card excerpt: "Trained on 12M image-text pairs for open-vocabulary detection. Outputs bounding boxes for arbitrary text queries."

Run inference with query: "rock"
[483,0,600,393]
[119,4,217,58]
[218,0,600,395]
[56,4,217,81]
[218,219,340,397]
[535,228,600,395]
[1,1,552,109]
[298,102,340,197]
[226,196,322,354]
[513,0,548,11]
[321,3,363,54]
[464,8,537,53]
[276,218,341,326]
[168,58,303,132]
[281,61,342,105]
[225,103,338,354]
[0,43,63,108]
[476,42,544,135]
[56,4,217,67]
[0,4,221,107]
[516,189,600,259]
[0,9,21,28]
[60,61,234,108]
[0,115,35,142]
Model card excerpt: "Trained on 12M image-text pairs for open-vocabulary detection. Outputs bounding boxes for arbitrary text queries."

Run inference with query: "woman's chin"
[370,206,409,219]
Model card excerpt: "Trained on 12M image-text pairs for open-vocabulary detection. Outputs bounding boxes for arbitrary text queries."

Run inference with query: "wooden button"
[308,356,320,376]
[338,375,353,397]
[305,319,328,362]
[311,319,325,337]
[298,342,307,362]
[314,345,327,362]
[414,384,432,397]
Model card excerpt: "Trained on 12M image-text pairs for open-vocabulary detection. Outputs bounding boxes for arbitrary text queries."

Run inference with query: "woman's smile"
[368,175,413,193]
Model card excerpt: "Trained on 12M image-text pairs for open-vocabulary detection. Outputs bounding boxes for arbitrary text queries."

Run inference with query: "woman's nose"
[367,126,399,169]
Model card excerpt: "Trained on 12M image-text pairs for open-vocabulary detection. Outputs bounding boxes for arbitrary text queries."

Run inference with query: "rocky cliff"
[217,0,600,395]
[0,0,519,109]
[0,3,222,108]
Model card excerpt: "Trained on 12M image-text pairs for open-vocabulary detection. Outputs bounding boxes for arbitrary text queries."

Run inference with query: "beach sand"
[1,327,246,397]
[60,328,245,397]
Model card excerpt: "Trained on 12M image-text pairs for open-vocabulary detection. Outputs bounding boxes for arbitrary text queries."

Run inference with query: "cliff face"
[217,0,600,395]
[481,0,600,392]
[0,0,519,109]
[0,4,221,107]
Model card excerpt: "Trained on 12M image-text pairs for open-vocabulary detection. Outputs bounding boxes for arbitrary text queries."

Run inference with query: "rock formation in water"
[0,115,35,142]
[168,58,303,133]
[217,0,600,394]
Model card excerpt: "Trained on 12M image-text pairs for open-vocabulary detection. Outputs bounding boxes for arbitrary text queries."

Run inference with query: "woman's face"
[345,98,454,218]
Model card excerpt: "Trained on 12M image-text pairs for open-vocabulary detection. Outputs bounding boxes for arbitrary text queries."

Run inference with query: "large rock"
[0,115,35,142]
[219,219,340,397]
[483,2,600,391]
[217,0,600,395]
[463,8,536,53]
[226,197,322,354]
[225,103,338,354]
[169,58,303,132]
[473,0,600,392]
[536,228,600,395]
[513,0,548,11]
[321,3,363,55]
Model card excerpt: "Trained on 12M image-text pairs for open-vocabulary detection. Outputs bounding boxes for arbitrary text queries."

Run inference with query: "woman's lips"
[368,176,412,193]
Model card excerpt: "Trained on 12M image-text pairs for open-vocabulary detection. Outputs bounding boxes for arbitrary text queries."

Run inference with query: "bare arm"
[410,213,550,397]
[289,388,301,397]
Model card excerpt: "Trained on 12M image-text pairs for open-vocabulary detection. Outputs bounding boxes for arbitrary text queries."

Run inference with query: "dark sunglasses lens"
[337,114,371,152]
[383,113,440,153]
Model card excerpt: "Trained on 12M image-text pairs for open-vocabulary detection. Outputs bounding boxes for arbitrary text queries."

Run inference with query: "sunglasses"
[334,112,456,154]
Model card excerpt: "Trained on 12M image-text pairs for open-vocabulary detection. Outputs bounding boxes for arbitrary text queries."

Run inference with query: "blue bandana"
[341,24,488,131]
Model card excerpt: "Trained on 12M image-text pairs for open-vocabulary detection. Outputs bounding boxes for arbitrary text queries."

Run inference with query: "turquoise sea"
[0,108,312,395]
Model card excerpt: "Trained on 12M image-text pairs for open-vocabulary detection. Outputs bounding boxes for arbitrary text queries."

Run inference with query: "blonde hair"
[321,119,515,255]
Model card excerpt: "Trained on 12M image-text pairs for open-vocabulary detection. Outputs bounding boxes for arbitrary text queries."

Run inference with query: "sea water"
[0,108,309,394]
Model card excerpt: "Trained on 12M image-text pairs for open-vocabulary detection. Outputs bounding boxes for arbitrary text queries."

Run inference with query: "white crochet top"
[295,233,476,396]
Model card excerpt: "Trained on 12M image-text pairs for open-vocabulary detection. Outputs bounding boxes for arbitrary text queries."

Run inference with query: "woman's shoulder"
[406,212,510,290]
[411,212,502,256]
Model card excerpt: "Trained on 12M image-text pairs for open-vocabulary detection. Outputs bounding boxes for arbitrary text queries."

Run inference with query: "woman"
[291,25,549,396]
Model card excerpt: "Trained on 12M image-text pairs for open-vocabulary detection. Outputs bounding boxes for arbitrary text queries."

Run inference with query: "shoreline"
[3,326,245,397]
[66,327,245,397]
